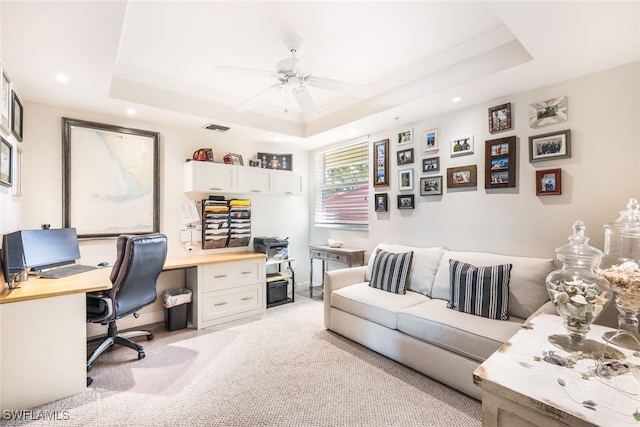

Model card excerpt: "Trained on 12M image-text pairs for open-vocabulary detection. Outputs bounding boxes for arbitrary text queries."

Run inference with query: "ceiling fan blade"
[215,65,275,78]
[237,84,284,112]
[307,76,371,99]
[292,86,319,120]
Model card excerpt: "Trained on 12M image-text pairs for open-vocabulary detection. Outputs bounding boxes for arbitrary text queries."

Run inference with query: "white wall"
[311,61,640,268]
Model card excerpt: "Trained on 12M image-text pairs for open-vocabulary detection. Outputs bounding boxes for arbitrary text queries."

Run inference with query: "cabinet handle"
[241,271,253,275]
[209,187,223,190]
[214,302,228,306]
[214,274,228,278]
[250,190,262,193]
[241,296,253,301]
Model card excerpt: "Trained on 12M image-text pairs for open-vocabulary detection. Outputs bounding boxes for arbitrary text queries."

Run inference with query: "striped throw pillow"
[369,249,414,294]
[447,259,512,320]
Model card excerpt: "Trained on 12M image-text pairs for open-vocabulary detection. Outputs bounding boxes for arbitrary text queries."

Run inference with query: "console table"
[473,313,640,426]
[308,245,365,298]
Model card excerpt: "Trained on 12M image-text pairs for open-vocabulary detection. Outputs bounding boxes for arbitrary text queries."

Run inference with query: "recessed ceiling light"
[126,108,136,115]
[54,74,69,83]
[452,96,462,103]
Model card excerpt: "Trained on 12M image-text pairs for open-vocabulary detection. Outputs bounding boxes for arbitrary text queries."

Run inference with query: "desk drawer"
[201,284,262,322]
[201,259,263,292]
[310,249,329,260]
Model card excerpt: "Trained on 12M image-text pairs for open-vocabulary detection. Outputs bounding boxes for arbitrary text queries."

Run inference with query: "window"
[314,140,369,228]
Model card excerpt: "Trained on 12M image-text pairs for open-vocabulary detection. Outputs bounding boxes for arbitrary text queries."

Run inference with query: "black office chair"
[86,234,168,372]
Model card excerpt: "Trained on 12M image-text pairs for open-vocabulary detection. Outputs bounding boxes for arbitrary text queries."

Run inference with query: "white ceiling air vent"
[204,123,230,132]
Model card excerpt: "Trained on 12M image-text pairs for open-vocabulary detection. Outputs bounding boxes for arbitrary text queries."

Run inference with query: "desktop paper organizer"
[201,197,251,249]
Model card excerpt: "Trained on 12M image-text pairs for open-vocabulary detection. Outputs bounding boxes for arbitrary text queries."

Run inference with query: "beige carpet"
[3,296,481,426]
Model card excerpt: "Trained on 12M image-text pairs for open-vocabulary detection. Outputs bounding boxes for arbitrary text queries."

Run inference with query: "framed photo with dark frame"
[398,128,413,145]
[420,176,443,196]
[488,103,511,133]
[423,128,439,152]
[0,136,12,187]
[397,147,414,165]
[373,139,389,187]
[11,90,23,141]
[422,156,439,173]
[529,96,568,128]
[62,117,160,238]
[450,135,474,157]
[398,168,414,191]
[397,194,415,209]
[536,168,562,196]
[528,129,571,163]
[485,135,516,189]
[374,193,388,212]
[258,152,292,170]
[447,165,477,188]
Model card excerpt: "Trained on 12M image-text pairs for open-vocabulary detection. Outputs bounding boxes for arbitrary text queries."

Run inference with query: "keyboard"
[38,264,98,279]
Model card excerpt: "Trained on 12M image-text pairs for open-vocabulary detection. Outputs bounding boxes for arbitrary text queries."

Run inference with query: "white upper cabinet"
[184,161,237,193]
[272,169,303,196]
[237,167,273,194]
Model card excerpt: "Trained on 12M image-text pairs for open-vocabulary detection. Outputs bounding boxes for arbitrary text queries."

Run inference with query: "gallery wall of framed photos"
[0,60,24,196]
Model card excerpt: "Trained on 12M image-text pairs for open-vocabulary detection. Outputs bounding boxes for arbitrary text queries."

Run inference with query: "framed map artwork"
[62,118,160,238]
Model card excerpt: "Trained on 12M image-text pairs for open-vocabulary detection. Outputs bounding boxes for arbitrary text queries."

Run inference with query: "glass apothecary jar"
[546,221,612,352]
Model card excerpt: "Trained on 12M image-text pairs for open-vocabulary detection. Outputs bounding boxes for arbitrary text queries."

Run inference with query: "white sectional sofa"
[323,244,557,400]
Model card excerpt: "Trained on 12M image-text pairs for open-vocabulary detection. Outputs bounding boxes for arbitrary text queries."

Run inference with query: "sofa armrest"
[323,265,367,329]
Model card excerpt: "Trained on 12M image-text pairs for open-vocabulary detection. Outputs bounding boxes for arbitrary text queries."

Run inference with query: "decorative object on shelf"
[529,96,568,128]
[450,135,474,157]
[529,129,571,163]
[0,135,12,187]
[0,64,11,136]
[327,239,344,248]
[485,136,516,189]
[545,221,611,352]
[397,194,414,209]
[191,148,214,162]
[423,128,439,152]
[257,152,292,171]
[397,148,414,165]
[373,139,389,187]
[422,156,439,173]
[10,90,22,141]
[248,159,261,167]
[224,152,243,166]
[536,168,562,196]
[374,193,388,212]
[598,198,640,351]
[398,168,414,191]
[420,176,442,196]
[447,165,477,188]
[488,103,511,133]
[397,128,413,144]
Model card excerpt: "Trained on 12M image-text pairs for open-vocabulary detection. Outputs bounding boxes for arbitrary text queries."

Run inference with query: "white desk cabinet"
[185,255,265,329]
[184,161,237,193]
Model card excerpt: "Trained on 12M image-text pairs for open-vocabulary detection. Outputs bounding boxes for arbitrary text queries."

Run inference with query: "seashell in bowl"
[327,239,344,248]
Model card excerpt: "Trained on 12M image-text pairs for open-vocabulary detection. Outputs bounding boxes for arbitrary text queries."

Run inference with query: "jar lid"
[556,221,603,267]
[604,198,640,237]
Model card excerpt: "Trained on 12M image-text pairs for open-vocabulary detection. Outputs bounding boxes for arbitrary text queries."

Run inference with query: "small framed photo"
[258,152,293,170]
[450,135,474,157]
[420,176,443,196]
[422,156,439,173]
[529,96,568,128]
[398,168,414,191]
[423,128,439,152]
[536,168,562,196]
[528,129,571,163]
[0,136,12,187]
[373,139,389,187]
[447,165,477,188]
[398,128,413,145]
[397,194,415,209]
[224,152,244,166]
[374,193,388,212]
[485,136,516,189]
[397,148,414,165]
[488,103,511,133]
[11,90,23,141]
[248,159,262,167]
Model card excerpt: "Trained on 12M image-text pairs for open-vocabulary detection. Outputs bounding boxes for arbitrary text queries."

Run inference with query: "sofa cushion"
[331,282,427,329]
[397,299,524,361]
[447,259,511,320]
[365,244,445,296]
[369,249,413,294]
[432,251,554,320]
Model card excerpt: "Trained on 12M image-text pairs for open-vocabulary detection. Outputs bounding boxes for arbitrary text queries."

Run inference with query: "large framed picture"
[420,176,443,196]
[374,193,388,212]
[397,194,415,209]
[485,135,516,189]
[528,129,571,163]
[62,117,160,238]
[397,148,414,165]
[488,103,511,133]
[0,65,10,136]
[447,165,477,188]
[11,90,23,141]
[398,168,414,191]
[529,96,568,128]
[373,139,389,187]
[423,128,439,152]
[536,168,562,196]
[422,156,439,173]
[0,136,12,187]
[450,135,474,157]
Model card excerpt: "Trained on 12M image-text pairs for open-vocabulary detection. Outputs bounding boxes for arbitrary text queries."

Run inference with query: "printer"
[253,237,289,261]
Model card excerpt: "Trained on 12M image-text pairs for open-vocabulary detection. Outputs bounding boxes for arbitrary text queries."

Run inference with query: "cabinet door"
[237,167,272,194]
[273,170,303,195]
[184,161,237,193]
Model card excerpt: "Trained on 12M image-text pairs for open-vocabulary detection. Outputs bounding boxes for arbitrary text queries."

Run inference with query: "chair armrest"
[86,294,114,324]
[323,266,367,329]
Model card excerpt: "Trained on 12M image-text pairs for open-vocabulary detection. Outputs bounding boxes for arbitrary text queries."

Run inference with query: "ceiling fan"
[215,36,371,120]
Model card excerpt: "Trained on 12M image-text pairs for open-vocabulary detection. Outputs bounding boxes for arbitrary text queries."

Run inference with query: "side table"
[308,245,365,298]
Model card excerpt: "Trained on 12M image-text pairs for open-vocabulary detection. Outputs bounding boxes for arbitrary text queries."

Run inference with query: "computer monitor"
[1,231,26,286]
[20,228,81,271]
